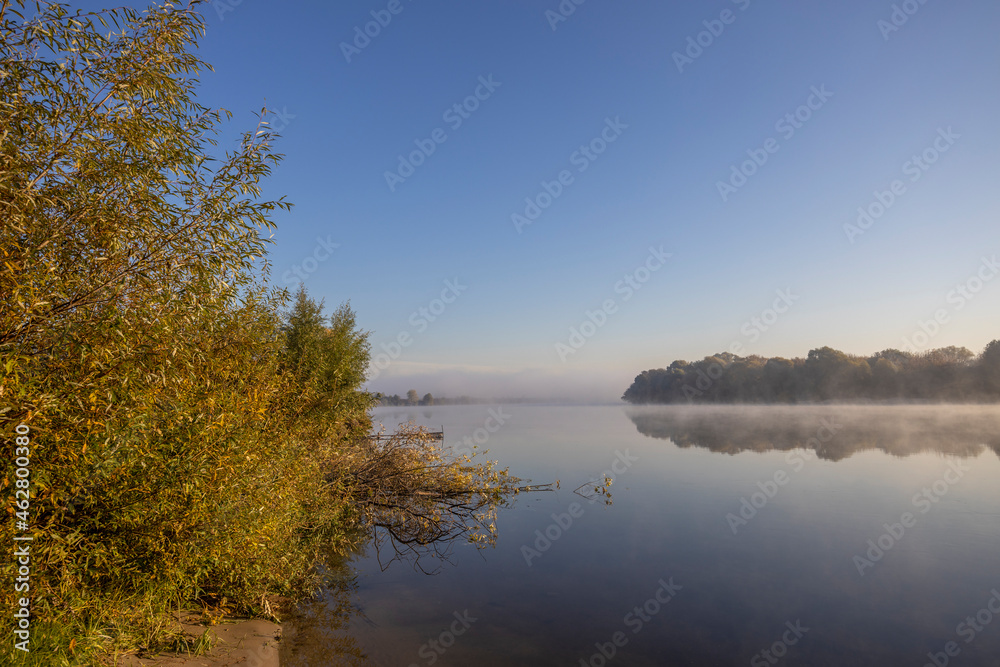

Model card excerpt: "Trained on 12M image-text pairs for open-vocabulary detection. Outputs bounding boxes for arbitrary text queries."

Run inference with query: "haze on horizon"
[179,0,1000,400]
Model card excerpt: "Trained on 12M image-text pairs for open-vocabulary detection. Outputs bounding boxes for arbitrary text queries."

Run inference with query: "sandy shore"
[118,616,281,667]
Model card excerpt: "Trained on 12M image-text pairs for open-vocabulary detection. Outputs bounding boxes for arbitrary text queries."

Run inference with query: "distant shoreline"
[624,344,1000,405]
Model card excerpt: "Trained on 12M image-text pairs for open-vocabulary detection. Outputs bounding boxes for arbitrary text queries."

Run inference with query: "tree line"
[378,391,487,406]
[623,343,1000,404]
[380,390,436,406]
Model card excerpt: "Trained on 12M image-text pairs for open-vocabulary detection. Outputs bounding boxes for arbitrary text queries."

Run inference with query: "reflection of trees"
[281,423,542,663]
[334,424,526,573]
[280,556,373,667]
[627,406,1000,461]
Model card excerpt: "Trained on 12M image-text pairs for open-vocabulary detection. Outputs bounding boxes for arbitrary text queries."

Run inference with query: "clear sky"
[121,0,1000,400]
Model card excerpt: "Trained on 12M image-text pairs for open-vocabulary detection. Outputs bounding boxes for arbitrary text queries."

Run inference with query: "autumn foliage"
[0,2,517,663]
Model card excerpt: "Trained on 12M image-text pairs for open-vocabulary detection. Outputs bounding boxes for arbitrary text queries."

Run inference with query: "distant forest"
[622,341,1000,404]
[377,393,541,407]
[378,390,482,406]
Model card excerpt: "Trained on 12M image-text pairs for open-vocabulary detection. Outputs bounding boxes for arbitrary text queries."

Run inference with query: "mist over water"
[627,404,1000,460]
[284,404,1000,666]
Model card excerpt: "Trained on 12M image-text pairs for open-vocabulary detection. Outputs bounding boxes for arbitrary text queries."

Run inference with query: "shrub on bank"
[1,3,519,664]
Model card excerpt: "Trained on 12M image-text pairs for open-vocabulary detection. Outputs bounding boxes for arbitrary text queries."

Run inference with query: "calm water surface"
[282,405,1000,666]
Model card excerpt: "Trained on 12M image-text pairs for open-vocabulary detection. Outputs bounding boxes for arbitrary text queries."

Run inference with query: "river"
[282,404,1000,666]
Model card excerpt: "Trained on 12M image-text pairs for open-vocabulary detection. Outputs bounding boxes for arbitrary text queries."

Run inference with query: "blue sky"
[146,0,1000,399]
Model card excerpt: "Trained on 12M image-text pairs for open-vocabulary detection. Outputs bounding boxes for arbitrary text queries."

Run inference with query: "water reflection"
[280,558,374,667]
[286,406,1000,665]
[627,405,1000,459]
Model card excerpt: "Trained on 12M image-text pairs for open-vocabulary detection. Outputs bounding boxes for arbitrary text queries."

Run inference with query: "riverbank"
[119,615,281,667]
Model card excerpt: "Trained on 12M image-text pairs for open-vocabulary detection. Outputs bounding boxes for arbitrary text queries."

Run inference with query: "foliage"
[0,4,524,662]
[330,422,522,572]
[282,286,377,442]
[0,1,464,663]
[622,342,1000,404]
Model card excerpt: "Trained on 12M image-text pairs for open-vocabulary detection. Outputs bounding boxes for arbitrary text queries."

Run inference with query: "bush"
[0,2,366,661]
[0,6,522,663]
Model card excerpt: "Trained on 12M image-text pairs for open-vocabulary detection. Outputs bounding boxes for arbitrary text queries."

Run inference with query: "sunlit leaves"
[331,423,523,571]
[0,1,307,661]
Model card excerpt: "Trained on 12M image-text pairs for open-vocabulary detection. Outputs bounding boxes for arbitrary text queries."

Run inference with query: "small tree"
[283,287,375,440]
[421,392,434,406]
[406,389,419,405]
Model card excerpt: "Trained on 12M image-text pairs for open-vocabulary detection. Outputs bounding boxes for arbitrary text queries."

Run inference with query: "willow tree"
[0,1,337,661]
[1,3,521,662]
[1,0,289,408]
